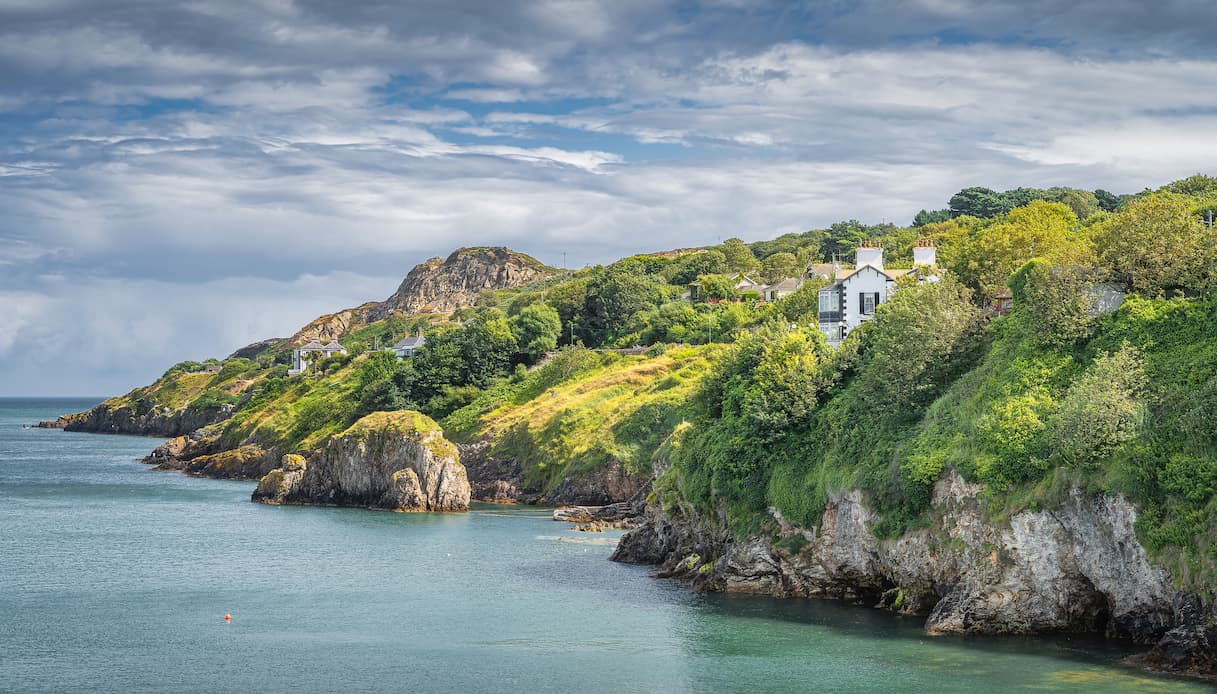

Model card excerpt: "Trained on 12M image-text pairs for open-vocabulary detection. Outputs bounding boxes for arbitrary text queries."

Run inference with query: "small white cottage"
[288,339,347,375]
[387,334,426,359]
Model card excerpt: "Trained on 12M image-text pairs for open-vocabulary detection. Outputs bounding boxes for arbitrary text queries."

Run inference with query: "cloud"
[1,0,1214,394]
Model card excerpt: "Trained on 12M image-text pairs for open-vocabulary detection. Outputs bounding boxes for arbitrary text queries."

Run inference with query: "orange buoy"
[224,614,231,622]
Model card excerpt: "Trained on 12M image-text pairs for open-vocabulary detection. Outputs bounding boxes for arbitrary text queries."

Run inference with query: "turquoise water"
[0,398,1208,693]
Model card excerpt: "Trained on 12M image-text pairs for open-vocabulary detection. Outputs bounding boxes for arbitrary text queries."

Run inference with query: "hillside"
[42,175,1217,679]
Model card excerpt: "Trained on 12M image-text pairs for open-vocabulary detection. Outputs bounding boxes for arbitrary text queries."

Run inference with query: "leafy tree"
[458,308,518,387]
[969,200,1087,300]
[949,187,1008,218]
[1092,193,1214,295]
[1009,259,1099,347]
[580,265,664,344]
[1163,174,1217,197]
[859,277,983,410]
[545,277,588,339]
[1094,189,1123,212]
[820,220,871,261]
[696,274,739,301]
[759,251,800,283]
[1050,345,1147,467]
[718,237,759,272]
[913,208,952,226]
[510,302,562,362]
[666,250,728,285]
[1044,188,1099,220]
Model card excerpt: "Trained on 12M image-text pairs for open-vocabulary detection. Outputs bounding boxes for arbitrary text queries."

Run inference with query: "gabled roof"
[807,263,838,278]
[391,335,426,349]
[320,340,344,351]
[765,278,803,292]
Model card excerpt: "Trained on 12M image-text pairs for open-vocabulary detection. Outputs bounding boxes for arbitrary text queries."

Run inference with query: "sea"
[0,397,1208,693]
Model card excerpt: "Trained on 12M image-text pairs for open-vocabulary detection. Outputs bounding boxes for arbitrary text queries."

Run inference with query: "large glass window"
[819,289,840,313]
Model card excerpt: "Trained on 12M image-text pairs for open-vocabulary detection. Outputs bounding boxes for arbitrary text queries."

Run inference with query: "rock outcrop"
[368,247,551,320]
[252,411,470,512]
[614,469,1212,678]
[59,401,234,437]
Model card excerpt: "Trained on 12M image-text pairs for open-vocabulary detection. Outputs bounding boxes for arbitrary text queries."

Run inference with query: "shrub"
[1050,344,1147,467]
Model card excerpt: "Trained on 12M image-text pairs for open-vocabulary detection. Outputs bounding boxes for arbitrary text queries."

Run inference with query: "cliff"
[613,468,1215,679]
[252,411,470,512]
[367,247,551,321]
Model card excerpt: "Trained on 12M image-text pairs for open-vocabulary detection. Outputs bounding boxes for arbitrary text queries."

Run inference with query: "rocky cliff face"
[368,247,551,320]
[252,411,470,512]
[614,469,1215,680]
[55,402,234,437]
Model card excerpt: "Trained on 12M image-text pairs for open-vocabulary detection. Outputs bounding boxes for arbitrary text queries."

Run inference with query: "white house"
[387,334,426,359]
[817,240,938,347]
[288,339,347,376]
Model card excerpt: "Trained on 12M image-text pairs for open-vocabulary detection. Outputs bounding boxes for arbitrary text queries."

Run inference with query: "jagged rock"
[369,247,551,320]
[617,469,1197,669]
[252,411,470,512]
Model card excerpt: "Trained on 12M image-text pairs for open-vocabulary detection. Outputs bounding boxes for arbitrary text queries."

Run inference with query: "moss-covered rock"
[252,411,470,512]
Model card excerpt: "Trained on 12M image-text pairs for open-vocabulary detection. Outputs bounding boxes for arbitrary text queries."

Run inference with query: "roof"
[391,335,426,349]
[765,278,803,292]
[807,263,838,278]
[321,341,344,351]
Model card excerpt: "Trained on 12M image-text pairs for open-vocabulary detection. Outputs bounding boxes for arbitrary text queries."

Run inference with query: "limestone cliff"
[367,247,551,320]
[252,411,470,512]
[613,469,1214,680]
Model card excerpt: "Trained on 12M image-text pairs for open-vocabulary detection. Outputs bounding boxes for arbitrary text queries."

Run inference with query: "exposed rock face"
[458,441,644,506]
[226,338,284,361]
[60,402,234,437]
[283,302,380,348]
[142,426,279,479]
[368,247,551,320]
[252,411,470,512]
[615,469,1207,676]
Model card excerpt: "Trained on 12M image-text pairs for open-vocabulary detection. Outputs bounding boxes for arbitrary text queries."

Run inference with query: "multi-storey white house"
[387,334,426,359]
[817,239,938,347]
[288,339,347,376]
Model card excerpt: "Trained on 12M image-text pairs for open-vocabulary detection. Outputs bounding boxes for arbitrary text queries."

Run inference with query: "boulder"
[252,411,470,512]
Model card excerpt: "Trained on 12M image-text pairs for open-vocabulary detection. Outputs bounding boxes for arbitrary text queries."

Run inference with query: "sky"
[3,0,1217,395]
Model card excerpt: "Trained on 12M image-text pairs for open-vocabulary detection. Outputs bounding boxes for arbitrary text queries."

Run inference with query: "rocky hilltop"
[253,411,470,512]
[367,247,551,321]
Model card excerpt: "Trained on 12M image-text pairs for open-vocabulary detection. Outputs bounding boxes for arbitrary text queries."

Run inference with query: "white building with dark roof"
[817,240,938,347]
[387,334,426,359]
[289,339,347,376]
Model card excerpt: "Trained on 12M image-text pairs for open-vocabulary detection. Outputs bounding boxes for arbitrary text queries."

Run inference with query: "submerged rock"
[252,411,470,512]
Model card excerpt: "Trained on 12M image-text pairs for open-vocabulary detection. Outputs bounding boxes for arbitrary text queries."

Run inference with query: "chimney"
[855,240,883,270]
[913,238,936,267]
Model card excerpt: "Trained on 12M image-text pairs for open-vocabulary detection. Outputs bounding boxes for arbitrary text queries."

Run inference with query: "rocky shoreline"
[611,469,1217,682]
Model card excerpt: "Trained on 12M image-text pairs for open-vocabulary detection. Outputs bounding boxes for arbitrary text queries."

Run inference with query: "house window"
[860,292,878,315]
[819,290,840,313]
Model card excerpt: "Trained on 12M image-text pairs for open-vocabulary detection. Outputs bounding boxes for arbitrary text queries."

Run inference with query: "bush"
[1050,344,1147,467]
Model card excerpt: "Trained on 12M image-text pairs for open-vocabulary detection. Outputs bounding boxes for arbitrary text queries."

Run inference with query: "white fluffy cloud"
[1,0,1215,394]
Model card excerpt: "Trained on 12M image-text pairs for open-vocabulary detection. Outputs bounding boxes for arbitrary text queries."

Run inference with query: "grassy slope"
[443,345,719,494]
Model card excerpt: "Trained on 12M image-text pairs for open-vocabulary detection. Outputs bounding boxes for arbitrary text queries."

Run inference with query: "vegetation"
[88,174,1217,590]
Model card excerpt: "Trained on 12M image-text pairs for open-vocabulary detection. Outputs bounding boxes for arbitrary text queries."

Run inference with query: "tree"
[545,277,588,337]
[510,303,562,362]
[580,265,664,344]
[1009,259,1099,348]
[913,209,952,226]
[718,237,759,272]
[759,252,800,283]
[458,308,518,387]
[949,187,1007,218]
[696,274,739,301]
[860,277,983,410]
[969,200,1087,300]
[820,220,871,262]
[1051,345,1147,467]
[1044,188,1099,220]
[1092,193,1214,295]
[1094,189,1123,212]
[666,250,728,285]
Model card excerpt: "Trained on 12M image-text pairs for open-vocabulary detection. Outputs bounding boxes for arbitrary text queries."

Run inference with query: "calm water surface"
[0,398,1207,693]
